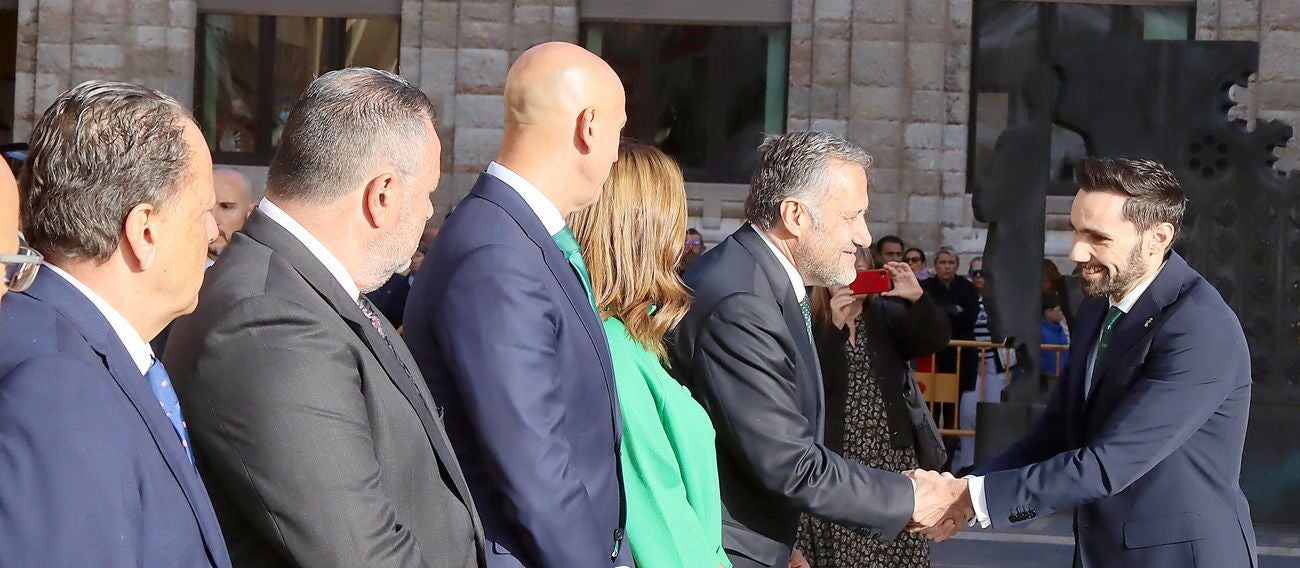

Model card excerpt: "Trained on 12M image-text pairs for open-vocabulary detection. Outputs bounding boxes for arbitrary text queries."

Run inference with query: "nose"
[1069,239,1091,264]
[205,211,219,243]
[854,215,872,248]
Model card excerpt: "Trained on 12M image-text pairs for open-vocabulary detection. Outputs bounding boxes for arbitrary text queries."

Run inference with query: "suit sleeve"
[0,357,148,567]
[430,243,615,568]
[694,292,914,538]
[179,295,427,568]
[975,363,1071,474]
[981,305,1243,527]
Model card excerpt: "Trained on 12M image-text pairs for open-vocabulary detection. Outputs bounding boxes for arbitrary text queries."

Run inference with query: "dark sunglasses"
[1,245,44,293]
[969,269,983,278]
[905,256,923,262]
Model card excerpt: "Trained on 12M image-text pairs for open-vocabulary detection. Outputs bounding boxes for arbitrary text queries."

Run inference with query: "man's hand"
[905,470,973,542]
[788,547,811,568]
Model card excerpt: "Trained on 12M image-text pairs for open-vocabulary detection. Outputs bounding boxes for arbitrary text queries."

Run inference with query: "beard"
[359,214,422,294]
[794,234,856,287]
[1079,241,1146,298]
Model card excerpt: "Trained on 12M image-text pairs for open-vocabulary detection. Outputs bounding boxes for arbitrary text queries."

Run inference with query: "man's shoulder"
[0,292,98,369]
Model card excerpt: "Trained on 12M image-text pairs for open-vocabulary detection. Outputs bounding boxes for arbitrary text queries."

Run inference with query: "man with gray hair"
[164,68,484,567]
[669,130,971,567]
[0,80,229,567]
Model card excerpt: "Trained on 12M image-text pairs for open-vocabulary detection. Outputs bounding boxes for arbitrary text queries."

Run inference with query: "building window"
[971,1,1194,195]
[195,13,399,164]
[581,23,789,184]
[1,8,16,143]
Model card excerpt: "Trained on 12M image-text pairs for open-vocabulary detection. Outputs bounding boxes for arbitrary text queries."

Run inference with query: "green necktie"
[552,226,599,314]
[799,294,814,344]
[1087,306,1126,397]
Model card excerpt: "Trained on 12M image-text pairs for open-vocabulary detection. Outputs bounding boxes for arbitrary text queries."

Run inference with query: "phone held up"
[849,269,893,295]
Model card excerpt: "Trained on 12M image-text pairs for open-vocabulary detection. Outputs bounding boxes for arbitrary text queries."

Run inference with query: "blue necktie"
[146,359,194,465]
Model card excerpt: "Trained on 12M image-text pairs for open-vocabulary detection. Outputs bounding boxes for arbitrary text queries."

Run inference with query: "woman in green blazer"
[570,142,730,568]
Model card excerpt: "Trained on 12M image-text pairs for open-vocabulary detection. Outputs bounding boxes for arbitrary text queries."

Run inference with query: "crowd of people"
[0,40,1258,568]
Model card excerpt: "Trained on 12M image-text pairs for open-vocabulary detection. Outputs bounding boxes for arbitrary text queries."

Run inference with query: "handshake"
[904,469,974,542]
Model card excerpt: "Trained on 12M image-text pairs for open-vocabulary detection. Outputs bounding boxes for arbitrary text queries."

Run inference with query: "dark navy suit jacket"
[977,252,1257,567]
[404,173,629,567]
[0,267,231,568]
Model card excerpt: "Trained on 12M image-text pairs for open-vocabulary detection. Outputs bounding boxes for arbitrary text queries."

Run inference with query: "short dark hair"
[267,67,438,203]
[21,80,196,261]
[746,131,872,231]
[1074,157,1187,235]
[875,235,904,253]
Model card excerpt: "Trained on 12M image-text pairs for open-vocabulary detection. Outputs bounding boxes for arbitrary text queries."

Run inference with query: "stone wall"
[399,0,578,217]
[13,0,196,138]
[788,0,976,255]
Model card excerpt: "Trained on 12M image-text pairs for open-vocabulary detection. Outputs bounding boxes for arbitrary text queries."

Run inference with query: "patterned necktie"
[552,226,599,314]
[357,294,427,407]
[145,359,193,465]
[799,294,814,344]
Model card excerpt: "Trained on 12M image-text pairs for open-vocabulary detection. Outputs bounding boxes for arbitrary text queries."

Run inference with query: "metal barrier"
[916,340,1069,437]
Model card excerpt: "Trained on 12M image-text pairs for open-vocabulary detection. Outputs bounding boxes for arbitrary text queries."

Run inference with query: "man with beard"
[965,158,1256,567]
[208,168,256,264]
[163,68,484,567]
[669,131,971,567]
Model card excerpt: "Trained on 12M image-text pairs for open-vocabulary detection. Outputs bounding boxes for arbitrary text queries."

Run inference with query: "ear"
[575,107,597,154]
[121,202,160,271]
[1148,221,1175,255]
[777,199,813,237]
[361,172,400,229]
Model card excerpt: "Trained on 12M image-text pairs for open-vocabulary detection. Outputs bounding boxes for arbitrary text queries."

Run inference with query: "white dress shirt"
[967,262,1167,528]
[44,264,153,375]
[486,162,566,237]
[258,197,361,301]
[753,225,807,302]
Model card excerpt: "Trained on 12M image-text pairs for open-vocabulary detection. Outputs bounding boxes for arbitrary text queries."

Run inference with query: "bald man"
[208,168,255,260]
[405,42,631,568]
[0,160,21,306]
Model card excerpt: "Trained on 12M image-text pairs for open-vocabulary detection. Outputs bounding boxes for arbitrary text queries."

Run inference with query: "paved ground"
[928,513,1300,567]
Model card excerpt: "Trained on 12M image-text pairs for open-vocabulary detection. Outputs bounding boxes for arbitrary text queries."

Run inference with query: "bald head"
[209,167,255,258]
[498,42,626,216]
[0,160,21,305]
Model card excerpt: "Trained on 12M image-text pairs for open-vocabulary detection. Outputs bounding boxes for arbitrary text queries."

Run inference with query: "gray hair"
[267,67,437,204]
[20,80,196,261]
[745,130,873,231]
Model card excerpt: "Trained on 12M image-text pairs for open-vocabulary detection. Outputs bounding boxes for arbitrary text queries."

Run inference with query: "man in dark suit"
[164,68,483,567]
[968,157,1257,567]
[0,81,230,567]
[669,131,970,568]
[404,42,631,567]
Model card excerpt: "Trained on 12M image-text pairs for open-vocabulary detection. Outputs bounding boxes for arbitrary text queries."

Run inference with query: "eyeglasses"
[685,240,703,246]
[905,256,923,263]
[969,269,983,278]
[1,246,44,293]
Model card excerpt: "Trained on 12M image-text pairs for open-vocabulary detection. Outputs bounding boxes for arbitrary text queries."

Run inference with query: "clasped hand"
[904,469,973,543]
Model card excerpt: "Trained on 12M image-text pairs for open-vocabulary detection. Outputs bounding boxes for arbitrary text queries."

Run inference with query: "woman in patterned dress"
[795,250,951,567]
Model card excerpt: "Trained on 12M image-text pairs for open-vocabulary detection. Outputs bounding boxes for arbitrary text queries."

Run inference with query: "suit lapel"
[26,268,230,565]
[732,225,825,428]
[1069,300,1106,435]
[471,175,623,441]
[241,212,481,521]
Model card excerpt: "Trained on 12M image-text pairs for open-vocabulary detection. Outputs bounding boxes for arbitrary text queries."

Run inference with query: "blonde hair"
[569,142,690,360]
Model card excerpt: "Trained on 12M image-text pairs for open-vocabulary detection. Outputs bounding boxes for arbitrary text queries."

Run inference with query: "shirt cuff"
[964,475,992,529]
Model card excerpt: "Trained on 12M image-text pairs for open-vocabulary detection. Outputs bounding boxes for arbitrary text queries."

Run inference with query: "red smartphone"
[849,269,893,295]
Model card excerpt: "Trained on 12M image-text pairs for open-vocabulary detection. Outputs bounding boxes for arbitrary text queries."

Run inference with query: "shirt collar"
[1111,261,1166,314]
[486,161,567,236]
[753,225,807,301]
[44,264,154,375]
[257,197,362,301]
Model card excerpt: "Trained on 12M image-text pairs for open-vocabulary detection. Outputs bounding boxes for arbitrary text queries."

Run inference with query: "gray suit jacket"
[165,210,485,568]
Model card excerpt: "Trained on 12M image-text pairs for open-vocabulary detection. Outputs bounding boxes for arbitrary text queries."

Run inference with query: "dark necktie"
[357,294,426,408]
[1086,306,1126,397]
[552,226,599,314]
[799,294,814,344]
[146,359,193,465]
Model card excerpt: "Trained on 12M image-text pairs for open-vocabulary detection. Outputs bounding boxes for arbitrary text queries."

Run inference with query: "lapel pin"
[1144,317,1154,328]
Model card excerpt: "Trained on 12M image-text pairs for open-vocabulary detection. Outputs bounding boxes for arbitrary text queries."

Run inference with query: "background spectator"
[1040,294,1070,377]
[906,247,934,280]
